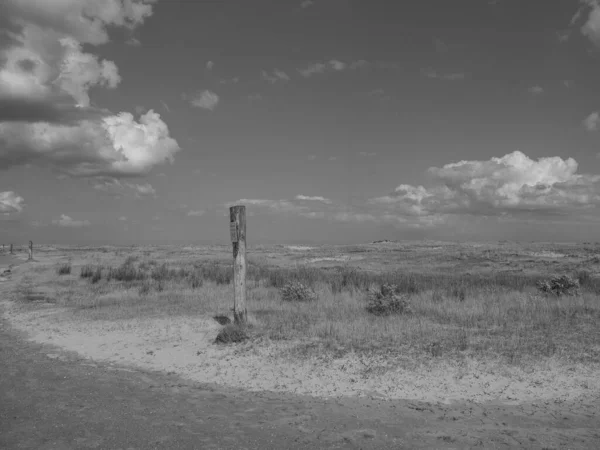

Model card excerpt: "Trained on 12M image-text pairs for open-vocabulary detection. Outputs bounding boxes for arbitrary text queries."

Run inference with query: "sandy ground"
[2,296,599,407]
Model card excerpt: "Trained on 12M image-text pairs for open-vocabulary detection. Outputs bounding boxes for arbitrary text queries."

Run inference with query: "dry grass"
[11,243,600,367]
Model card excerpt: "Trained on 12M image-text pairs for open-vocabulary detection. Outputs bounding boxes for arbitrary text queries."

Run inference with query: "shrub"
[80,265,94,278]
[366,284,412,316]
[138,281,151,296]
[188,273,203,289]
[280,281,318,302]
[57,263,71,275]
[214,324,248,344]
[107,262,146,282]
[91,267,102,284]
[536,275,580,297]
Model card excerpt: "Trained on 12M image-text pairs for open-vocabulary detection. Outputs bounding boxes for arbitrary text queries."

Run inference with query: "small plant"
[138,281,151,296]
[280,281,318,302]
[366,284,412,316]
[91,267,102,284]
[214,324,248,344]
[536,274,580,297]
[188,273,203,289]
[57,263,71,275]
[80,265,94,278]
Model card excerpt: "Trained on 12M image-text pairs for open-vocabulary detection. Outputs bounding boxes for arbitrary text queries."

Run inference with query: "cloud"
[528,86,544,95]
[188,90,219,111]
[248,93,263,102]
[0,191,25,213]
[126,37,141,47]
[126,182,156,197]
[92,178,156,197]
[584,111,600,131]
[358,151,377,157]
[52,214,90,227]
[421,68,466,81]
[370,151,600,218]
[206,60,214,70]
[580,0,600,46]
[187,210,205,217]
[295,195,332,204]
[118,216,127,221]
[261,69,290,84]
[308,154,317,160]
[298,59,368,77]
[300,0,314,8]
[3,0,156,46]
[0,109,180,176]
[0,0,180,178]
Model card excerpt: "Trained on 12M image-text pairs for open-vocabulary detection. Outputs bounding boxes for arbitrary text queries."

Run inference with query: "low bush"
[80,265,94,278]
[536,275,580,297]
[280,281,318,302]
[366,284,412,316]
[57,263,71,275]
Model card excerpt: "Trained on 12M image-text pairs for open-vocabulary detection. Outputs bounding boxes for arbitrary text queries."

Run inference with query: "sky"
[2,0,600,245]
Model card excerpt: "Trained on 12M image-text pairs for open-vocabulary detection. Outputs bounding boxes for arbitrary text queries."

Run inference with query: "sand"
[2,299,599,406]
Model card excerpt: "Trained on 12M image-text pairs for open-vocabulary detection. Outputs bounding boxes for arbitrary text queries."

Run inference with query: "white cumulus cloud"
[189,90,220,111]
[0,191,25,213]
[371,151,600,217]
[584,111,600,131]
[52,214,90,227]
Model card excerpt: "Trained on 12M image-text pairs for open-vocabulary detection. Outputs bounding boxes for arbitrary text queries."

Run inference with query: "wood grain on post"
[229,205,247,325]
[28,240,33,260]
[10,244,13,254]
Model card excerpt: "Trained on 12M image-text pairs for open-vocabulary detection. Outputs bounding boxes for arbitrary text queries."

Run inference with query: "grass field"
[7,240,600,369]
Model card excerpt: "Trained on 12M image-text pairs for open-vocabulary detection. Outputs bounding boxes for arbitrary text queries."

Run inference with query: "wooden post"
[229,205,247,324]
[9,244,13,254]
[28,241,33,261]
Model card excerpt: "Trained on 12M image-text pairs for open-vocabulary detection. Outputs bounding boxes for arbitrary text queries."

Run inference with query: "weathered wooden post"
[229,205,247,324]
[10,243,13,254]
[28,240,33,260]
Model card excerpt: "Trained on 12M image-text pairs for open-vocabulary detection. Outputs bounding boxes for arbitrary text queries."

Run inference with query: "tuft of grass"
[57,263,71,275]
[91,267,103,284]
[214,324,249,344]
[365,284,412,316]
[280,281,318,302]
[80,265,94,278]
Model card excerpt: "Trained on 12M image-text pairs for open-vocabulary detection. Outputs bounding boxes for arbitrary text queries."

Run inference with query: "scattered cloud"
[248,93,263,102]
[328,156,337,161]
[261,69,290,84]
[298,59,368,77]
[295,195,332,204]
[0,191,25,213]
[92,178,156,198]
[126,37,141,47]
[421,68,466,81]
[206,61,214,70]
[308,154,317,160]
[580,0,600,46]
[220,77,240,84]
[126,182,156,197]
[187,210,205,217]
[188,90,220,111]
[300,0,314,8]
[528,86,544,95]
[358,151,377,157]
[118,216,127,221]
[53,214,90,228]
[584,112,600,131]
[160,101,171,113]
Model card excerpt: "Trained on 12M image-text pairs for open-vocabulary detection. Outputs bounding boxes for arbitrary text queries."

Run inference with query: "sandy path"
[2,299,599,407]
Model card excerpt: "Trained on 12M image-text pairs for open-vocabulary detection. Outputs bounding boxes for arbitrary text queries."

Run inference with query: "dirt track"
[1,317,599,449]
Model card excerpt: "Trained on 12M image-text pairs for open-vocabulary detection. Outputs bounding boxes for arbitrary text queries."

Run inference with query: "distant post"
[9,244,13,254]
[229,205,247,324]
[28,241,33,261]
